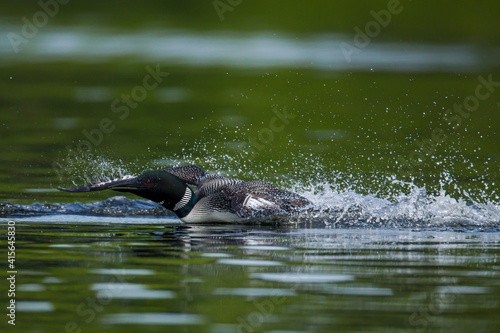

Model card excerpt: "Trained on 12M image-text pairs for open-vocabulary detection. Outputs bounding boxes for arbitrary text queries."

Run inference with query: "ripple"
[91,283,175,300]
[157,87,190,103]
[42,277,63,284]
[322,286,393,296]
[18,284,46,292]
[240,245,291,251]
[17,301,55,312]
[91,268,155,276]
[24,188,59,193]
[201,253,232,258]
[251,273,355,283]
[214,288,297,297]
[91,282,145,290]
[217,259,284,266]
[49,244,89,248]
[96,289,174,300]
[1,28,490,73]
[436,286,489,294]
[102,313,205,325]
[75,87,114,102]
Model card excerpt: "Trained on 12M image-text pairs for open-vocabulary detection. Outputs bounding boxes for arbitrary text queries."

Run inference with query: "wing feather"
[221,181,310,219]
[164,165,206,186]
[167,166,310,220]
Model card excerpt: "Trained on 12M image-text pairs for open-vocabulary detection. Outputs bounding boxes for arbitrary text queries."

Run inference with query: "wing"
[164,165,207,186]
[165,165,243,199]
[166,166,311,220]
[196,176,242,199]
[184,191,235,222]
[222,181,311,219]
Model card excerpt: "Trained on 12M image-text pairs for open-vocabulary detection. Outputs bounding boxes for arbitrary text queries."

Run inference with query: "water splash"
[56,150,136,186]
[297,179,500,229]
[4,169,499,229]
[43,120,499,229]
[0,196,171,218]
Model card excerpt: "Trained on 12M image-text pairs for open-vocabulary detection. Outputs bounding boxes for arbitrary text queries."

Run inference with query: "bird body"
[60,165,310,223]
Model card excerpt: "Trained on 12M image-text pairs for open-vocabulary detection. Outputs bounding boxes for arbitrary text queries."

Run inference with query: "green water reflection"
[1,221,499,332]
[1,1,500,331]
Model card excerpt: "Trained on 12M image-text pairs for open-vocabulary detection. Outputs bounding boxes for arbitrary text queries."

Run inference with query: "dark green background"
[1,0,499,204]
[1,3,500,333]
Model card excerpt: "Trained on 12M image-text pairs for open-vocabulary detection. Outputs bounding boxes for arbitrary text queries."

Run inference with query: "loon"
[59,165,310,223]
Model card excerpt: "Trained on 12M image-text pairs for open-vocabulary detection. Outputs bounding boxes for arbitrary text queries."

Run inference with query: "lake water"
[1,217,500,332]
[1,1,500,332]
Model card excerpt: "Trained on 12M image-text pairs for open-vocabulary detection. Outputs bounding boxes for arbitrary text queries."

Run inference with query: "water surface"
[1,1,499,331]
[1,219,499,332]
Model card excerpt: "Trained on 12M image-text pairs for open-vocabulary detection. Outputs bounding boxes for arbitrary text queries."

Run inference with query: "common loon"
[59,165,310,223]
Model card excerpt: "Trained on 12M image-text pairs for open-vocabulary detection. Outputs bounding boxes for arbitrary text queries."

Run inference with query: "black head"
[59,170,193,213]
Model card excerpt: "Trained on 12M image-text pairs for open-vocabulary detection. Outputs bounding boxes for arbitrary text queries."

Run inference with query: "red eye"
[146,180,151,184]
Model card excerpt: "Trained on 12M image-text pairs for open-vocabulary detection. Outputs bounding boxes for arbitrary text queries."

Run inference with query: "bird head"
[59,170,193,213]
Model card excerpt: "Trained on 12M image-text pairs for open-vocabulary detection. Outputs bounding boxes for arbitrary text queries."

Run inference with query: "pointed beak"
[58,176,141,193]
